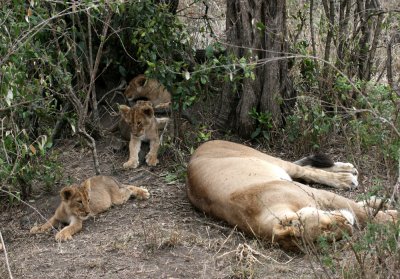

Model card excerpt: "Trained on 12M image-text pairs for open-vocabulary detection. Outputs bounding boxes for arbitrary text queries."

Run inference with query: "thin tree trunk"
[321,0,335,93]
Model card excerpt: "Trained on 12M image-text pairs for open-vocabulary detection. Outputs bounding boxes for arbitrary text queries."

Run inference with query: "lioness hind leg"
[295,154,358,175]
[272,207,354,249]
[322,162,358,175]
[289,165,358,190]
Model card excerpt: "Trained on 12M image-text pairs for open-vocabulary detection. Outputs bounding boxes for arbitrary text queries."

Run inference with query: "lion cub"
[119,100,168,168]
[124,74,171,110]
[30,176,149,241]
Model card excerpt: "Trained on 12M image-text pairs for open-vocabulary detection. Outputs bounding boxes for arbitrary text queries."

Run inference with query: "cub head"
[119,101,154,137]
[60,185,91,220]
[124,74,147,101]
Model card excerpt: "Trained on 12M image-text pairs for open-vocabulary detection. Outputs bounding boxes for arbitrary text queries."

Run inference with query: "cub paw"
[129,187,150,200]
[30,224,50,234]
[55,231,73,242]
[123,159,139,169]
[145,154,159,166]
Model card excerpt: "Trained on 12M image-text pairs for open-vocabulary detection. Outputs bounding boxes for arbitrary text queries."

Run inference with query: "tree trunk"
[216,0,293,138]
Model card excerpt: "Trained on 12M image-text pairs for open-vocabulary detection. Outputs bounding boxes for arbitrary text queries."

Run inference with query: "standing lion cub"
[30,176,149,241]
[119,101,168,168]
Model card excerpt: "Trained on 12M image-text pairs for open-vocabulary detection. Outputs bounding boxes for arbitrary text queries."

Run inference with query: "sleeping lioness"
[30,176,149,241]
[187,140,397,250]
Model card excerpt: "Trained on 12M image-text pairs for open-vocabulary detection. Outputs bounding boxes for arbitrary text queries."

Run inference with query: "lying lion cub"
[124,74,171,110]
[30,176,149,241]
[119,101,168,168]
[187,140,397,250]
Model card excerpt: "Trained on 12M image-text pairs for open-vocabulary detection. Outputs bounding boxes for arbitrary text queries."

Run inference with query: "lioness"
[187,140,397,250]
[119,101,168,168]
[124,74,171,110]
[30,176,149,241]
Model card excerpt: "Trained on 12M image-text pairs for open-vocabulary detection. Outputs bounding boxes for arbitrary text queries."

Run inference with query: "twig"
[97,79,127,105]
[213,225,237,257]
[0,188,58,232]
[216,242,293,265]
[0,98,46,113]
[0,230,14,279]
[242,243,293,265]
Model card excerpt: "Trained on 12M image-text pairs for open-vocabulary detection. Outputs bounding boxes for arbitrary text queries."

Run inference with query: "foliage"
[126,1,253,113]
[0,0,65,202]
[284,98,339,149]
[249,108,273,140]
[315,221,400,278]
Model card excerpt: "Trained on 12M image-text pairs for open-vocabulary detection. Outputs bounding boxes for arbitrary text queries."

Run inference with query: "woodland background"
[1,0,400,278]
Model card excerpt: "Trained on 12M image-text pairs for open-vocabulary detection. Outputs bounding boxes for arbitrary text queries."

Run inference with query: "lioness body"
[120,101,168,168]
[124,74,171,110]
[30,176,149,241]
[187,140,397,250]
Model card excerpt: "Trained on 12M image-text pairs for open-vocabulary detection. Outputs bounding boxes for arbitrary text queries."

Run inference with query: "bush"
[0,1,65,202]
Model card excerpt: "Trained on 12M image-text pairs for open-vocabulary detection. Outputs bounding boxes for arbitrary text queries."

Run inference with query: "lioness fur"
[30,176,149,241]
[124,74,171,110]
[187,140,397,250]
[119,101,168,168]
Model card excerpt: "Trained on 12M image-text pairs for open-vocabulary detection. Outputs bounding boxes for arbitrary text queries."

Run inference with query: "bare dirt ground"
[0,137,331,279]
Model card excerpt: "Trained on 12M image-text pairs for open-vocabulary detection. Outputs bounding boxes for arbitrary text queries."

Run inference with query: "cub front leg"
[55,217,83,241]
[123,136,141,169]
[145,137,160,166]
[30,215,58,234]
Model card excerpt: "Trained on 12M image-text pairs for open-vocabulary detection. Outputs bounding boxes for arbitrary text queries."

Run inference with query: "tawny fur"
[187,140,397,250]
[124,74,171,110]
[30,176,149,241]
[119,101,168,168]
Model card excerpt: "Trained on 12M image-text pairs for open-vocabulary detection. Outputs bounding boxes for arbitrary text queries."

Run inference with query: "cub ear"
[60,186,75,201]
[142,105,154,117]
[134,75,147,87]
[119,105,131,120]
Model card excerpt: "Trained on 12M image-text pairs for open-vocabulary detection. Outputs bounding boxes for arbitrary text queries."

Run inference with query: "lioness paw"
[332,162,358,175]
[55,231,73,242]
[336,173,358,190]
[123,159,139,169]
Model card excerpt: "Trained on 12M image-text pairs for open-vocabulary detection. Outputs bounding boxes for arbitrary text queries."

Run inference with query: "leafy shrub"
[0,1,65,203]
